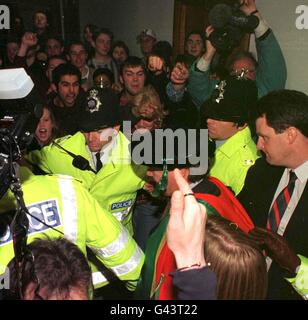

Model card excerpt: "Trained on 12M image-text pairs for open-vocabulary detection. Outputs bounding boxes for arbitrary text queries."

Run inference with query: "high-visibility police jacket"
[209,127,260,195]
[0,170,144,290]
[27,131,146,234]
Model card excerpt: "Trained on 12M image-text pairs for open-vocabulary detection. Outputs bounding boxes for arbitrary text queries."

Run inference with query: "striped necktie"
[267,171,297,232]
[95,152,103,172]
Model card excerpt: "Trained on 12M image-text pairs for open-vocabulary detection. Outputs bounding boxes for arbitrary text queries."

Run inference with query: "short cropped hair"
[120,56,146,76]
[52,63,81,87]
[46,34,64,47]
[255,89,308,137]
[112,40,130,57]
[93,28,114,43]
[67,40,87,52]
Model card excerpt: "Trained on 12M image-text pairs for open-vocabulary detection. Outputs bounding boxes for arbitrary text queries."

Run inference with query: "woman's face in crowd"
[35,108,54,145]
[84,26,93,43]
[112,46,128,63]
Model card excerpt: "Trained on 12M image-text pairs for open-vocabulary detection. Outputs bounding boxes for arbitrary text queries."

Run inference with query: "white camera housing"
[0,68,34,100]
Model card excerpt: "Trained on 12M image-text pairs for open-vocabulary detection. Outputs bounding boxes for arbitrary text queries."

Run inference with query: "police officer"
[202,75,259,195]
[27,87,146,234]
[0,167,144,293]
[0,70,143,297]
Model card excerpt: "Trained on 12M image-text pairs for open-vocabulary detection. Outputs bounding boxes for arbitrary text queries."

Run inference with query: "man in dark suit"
[238,89,308,299]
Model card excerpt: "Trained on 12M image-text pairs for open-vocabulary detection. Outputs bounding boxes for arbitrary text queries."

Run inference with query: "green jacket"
[188,31,287,108]
[27,131,146,234]
[209,127,260,195]
[0,170,144,290]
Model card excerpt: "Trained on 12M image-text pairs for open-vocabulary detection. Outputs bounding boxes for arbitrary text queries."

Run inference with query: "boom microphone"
[208,4,232,29]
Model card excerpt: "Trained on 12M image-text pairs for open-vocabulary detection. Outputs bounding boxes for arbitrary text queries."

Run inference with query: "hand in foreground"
[167,169,207,270]
[148,55,165,75]
[239,0,258,15]
[170,62,189,86]
[249,227,300,274]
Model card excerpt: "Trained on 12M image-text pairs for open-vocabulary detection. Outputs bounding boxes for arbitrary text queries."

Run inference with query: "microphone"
[52,141,96,173]
[208,4,232,29]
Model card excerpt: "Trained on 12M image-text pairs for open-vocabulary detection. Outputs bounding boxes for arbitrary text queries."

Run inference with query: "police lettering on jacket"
[0,199,61,246]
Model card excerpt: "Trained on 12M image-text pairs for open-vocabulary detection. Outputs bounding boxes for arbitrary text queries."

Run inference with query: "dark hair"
[226,50,258,72]
[205,216,267,300]
[120,56,146,76]
[185,30,205,44]
[151,41,173,70]
[255,90,308,137]
[68,40,86,52]
[46,34,64,48]
[33,9,49,23]
[112,40,130,57]
[93,67,115,84]
[52,63,81,87]
[37,104,59,144]
[93,28,114,43]
[6,33,20,45]
[83,24,99,35]
[47,54,67,67]
[8,237,92,300]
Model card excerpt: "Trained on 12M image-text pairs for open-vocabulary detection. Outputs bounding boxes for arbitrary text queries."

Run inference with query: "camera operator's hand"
[239,0,258,16]
[239,0,268,38]
[167,169,207,270]
[249,227,301,274]
[148,55,165,75]
[170,62,189,90]
[203,25,216,61]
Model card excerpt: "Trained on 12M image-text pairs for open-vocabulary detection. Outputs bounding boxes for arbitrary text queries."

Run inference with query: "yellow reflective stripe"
[57,177,78,243]
[92,226,129,258]
[91,246,144,286]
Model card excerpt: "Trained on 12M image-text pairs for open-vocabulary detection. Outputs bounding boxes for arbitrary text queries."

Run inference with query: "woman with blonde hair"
[132,85,167,132]
[131,85,168,251]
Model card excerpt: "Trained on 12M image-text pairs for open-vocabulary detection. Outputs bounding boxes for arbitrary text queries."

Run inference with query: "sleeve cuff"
[254,17,270,39]
[285,254,308,300]
[196,57,211,72]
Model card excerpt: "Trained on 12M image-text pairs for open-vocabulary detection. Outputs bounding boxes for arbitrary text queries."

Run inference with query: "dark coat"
[237,156,308,299]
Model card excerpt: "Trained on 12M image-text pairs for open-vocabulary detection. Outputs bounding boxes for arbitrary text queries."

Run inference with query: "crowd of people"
[0,0,307,301]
